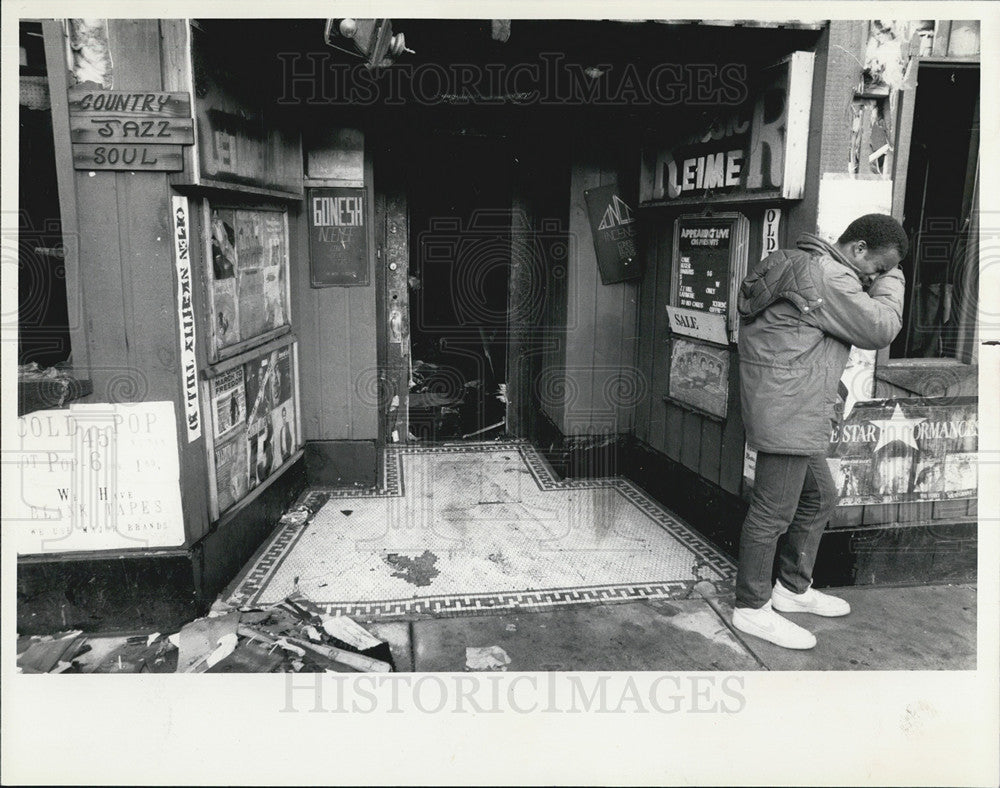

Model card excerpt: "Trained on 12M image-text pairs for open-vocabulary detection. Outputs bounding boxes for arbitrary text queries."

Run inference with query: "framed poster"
[204,202,291,360]
[583,183,641,284]
[667,338,730,419]
[671,213,750,342]
[204,337,302,519]
[827,397,977,506]
[307,187,370,286]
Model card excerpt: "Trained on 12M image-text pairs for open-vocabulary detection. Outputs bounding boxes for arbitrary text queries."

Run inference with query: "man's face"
[843,240,902,283]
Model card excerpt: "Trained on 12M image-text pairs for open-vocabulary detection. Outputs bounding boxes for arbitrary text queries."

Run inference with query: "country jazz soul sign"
[68,88,194,171]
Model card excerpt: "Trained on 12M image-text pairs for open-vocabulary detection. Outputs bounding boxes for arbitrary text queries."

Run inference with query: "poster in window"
[243,345,296,490]
[671,213,749,343]
[209,367,246,440]
[668,338,729,419]
[206,205,290,358]
[826,397,977,506]
[209,208,239,350]
[214,433,249,513]
[674,217,733,316]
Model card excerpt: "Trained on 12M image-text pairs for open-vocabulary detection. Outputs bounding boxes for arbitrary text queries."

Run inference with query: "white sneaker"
[731,601,817,650]
[771,579,851,617]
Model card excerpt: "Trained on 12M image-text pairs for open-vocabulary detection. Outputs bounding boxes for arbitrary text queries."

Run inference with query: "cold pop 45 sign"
[68,88,194,171]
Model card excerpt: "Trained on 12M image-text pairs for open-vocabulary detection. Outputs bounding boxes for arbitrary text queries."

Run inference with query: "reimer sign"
[640,52,814,205]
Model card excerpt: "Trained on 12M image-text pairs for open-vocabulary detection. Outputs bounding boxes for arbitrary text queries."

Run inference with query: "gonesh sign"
[308,187,369,286]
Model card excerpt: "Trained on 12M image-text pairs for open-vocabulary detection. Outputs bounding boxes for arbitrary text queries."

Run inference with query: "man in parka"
[732,213,907,649]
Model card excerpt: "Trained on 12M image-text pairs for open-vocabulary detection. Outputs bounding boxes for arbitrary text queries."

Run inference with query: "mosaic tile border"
[318,580,700,620]
[227,442,736,613]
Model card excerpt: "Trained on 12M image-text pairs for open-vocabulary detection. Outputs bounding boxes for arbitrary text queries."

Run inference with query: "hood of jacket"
[737,233,858,321]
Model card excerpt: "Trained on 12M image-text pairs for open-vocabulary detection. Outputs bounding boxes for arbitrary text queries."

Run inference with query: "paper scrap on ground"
[465,645,511,671]
[321,615,382,651]
[176,612,241,673]
[205,633,239,668]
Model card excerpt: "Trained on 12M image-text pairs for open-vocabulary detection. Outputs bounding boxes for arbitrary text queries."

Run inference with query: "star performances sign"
[826,398,977,506]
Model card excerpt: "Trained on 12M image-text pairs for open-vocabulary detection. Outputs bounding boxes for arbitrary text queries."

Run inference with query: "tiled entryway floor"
[227,442,735,617]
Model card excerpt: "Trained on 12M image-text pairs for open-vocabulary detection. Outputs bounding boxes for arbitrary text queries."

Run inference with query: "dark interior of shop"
[894,62,980,360]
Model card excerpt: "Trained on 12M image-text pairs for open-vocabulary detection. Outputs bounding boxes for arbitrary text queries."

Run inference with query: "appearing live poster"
[674,217,733,316]
[668,338,729,419]
[826,397,977,505]
[207,205,289,358]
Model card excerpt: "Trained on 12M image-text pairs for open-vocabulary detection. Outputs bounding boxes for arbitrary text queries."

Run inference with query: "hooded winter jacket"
[737,234,905,455]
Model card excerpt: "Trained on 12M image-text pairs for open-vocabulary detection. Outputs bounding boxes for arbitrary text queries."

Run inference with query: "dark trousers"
[735,452,838,609]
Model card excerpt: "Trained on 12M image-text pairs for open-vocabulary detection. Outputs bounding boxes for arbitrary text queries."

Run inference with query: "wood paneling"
[553,134,641,438]
[55,19,212,542]
[294,199,379,442]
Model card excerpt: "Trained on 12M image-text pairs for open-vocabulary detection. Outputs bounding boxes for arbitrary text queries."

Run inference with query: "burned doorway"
[405,130,513,441]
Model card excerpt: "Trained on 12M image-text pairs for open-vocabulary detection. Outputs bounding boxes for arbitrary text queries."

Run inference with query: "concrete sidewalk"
[366,582,977,672]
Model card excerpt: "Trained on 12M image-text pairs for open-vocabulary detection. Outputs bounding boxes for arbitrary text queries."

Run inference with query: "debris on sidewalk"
[16,630,89,673]
[465,645,512,672]
[93,634,178,673]
[17,590,396,675]
[279,491,331,527]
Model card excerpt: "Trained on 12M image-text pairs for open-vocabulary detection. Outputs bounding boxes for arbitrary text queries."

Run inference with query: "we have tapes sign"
[69,87,194,172]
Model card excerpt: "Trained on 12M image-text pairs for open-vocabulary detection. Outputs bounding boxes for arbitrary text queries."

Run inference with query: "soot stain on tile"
[383,550,440,587]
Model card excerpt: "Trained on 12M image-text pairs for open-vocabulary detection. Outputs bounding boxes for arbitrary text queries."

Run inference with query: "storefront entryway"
[405,130,513,441]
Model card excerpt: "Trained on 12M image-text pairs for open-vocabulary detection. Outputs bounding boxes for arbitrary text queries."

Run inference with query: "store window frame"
[879,56,980,389]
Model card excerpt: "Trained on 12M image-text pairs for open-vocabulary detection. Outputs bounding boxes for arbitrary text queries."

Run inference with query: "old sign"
[583,183,641,284]
[827,397,977,506]
[307,187,369,287]
[8,402,186,554]
[640,51,814,205]
[68,87,193,172]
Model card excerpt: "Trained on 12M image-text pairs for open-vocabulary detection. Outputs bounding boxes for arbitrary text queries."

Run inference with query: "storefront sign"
[583,183,641,284]
[189,25,303,195]
[640,52,813,205]
[9,402,186,554]
[68,88,193,172]
[667,338,729,419]
[307,187,370,286]
[171,196,201,442]
[827,397,977,506]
